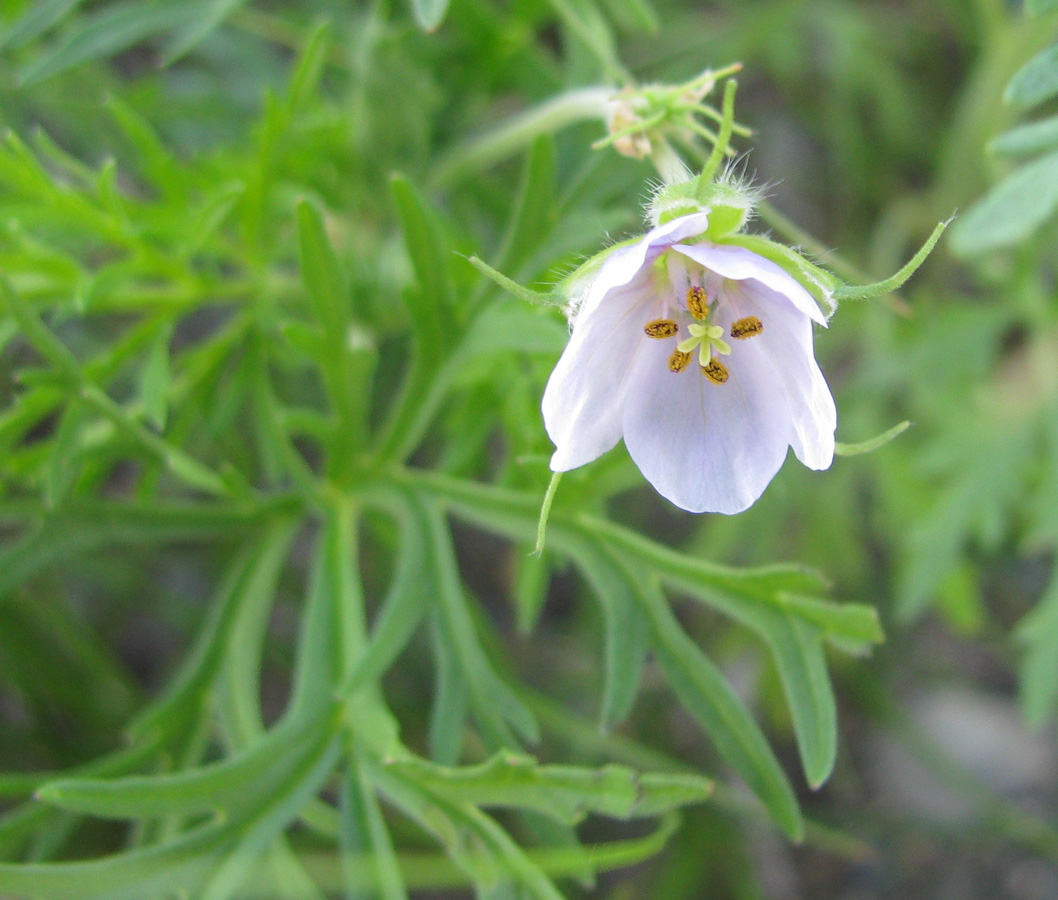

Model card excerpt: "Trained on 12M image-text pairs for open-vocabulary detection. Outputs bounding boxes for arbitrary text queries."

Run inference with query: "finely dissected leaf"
[390,174,452,341]
[0,499,296,598]
[104,94,184,193]
[410,0,451,31]
[777,593,884,648]
[948,150,1058,253]
[376,765,566,900]
[613,566,804,839]
[1016,573,1058,725]
[127,521,297,743]
[420,500,540,749]
[493,135,558,276]
[286,20,332,115]
[139,322,172,430]
[759,615,836,790]
[449,301,566,362]
[386,754,712,824]
[37,711,339,819]
[341,503,431,695]
[296,197,374,461]
[341,755,410,900]
[18,1,188,86]
[991,114,1058,158]
[897,425,1036,619]
[0,0,85,50]
[161,0,250,63]
[297,198,349,340]
[0,821,223,900]
[194,731,343,900]
[1005,43,1058,109]
[428,610,470,766]
[42,400,85,508]
[567,538,647,730]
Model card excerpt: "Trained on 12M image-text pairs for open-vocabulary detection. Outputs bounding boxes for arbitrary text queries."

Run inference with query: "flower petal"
[670,243,828,325]
[715,280,836,470]
[574,212,710,322]
[620,332,794,514]
[543,280,651,471]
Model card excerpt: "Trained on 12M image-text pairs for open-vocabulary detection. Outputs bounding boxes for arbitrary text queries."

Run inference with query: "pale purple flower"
[542,211,836,514]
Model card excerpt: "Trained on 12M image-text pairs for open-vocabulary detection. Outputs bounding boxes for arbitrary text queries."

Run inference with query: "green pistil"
[677,322,731,366]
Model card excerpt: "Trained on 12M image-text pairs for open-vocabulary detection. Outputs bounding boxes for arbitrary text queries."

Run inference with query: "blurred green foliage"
[0,1,1057,899]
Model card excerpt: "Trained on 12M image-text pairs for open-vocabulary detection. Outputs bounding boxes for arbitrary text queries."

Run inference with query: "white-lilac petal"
[573,212,709,322]
[543,278,649,471]
[671,243,829,325]
[713,281,835,471]
[621,332,793,514]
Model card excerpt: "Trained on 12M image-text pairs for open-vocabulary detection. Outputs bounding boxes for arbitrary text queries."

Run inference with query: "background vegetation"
[1,1,1058,898]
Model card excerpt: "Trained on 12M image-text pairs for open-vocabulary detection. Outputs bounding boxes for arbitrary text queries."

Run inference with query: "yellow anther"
[730,316,763,339]
[686,286,709,320]
[668,349,692,372]
[702,358,729,384]
[644,318,679,339]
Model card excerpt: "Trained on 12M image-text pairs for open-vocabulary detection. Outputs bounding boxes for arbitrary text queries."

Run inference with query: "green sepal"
[833,219,949,302]
[720,234,839,314]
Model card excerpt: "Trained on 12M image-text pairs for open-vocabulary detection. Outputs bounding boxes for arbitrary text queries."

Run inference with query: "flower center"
[677,321,731,367]
[640,283,764,384]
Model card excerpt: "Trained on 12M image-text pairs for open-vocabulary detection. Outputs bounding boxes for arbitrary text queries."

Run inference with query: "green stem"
[430,88,613,188]
[695,79,737,201]
[534,471,562,554]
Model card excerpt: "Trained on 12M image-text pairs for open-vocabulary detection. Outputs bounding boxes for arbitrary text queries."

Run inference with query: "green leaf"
[428,610,470,766]
[492,135,558,277]
[341,504,430,695]
[375,765,567,900]
[991,114,1058,158]
[286,20,333,116]
[617,568,804,839]
[390,174,452,341]
[139,322,171,430]
[194,726,343,900]
[949,149,1058,254]
[410,0,450,31]
[1016,572,1058,725]
[0,822,223,900]
[296,197,373,459]
[287,506,356,721]
[1027,0,1058,14]
[161,0,249,64]
[104,94,183,193]
[126,521,297,743]
[449,301,566,363]
[387,753,712,825]
[37,712,338,819]
[297,198,349,339]
[0,0,85,51]
[1005,43,1058,109]
[758,615,836,790]
[341,754,410,900]
[777,593,884,648]
[570,540,647,730]
[18,1,188,86]
[43,400,86,508]
[421,500,539,749]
